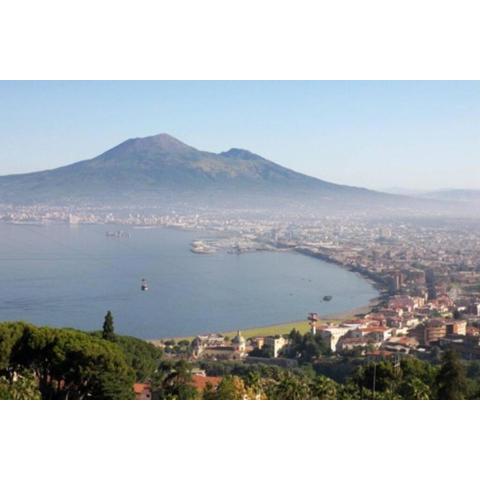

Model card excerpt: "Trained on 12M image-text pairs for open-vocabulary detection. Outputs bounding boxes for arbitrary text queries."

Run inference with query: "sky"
[0,81,479,191]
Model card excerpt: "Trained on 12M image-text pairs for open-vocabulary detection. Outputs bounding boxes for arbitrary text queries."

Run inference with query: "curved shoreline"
[292,246,387,295]
[151,246,381,342]
[150,299,379,344]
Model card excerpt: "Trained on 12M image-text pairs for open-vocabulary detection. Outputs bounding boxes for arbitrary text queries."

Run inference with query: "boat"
[323,295,333,302]
[141,279,149,291]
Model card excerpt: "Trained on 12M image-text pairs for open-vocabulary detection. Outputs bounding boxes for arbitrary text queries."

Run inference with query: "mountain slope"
[0,133,397,209]
[420,189,480,202]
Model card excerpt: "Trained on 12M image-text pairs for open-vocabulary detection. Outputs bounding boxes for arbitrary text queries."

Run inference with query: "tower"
[232,330,246,353]
[308,313,319,335]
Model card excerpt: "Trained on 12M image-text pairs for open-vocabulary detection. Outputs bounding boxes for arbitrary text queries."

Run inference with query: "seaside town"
[3,204,480,400]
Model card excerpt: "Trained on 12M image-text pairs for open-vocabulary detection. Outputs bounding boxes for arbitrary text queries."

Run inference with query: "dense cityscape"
[2,204,480,399]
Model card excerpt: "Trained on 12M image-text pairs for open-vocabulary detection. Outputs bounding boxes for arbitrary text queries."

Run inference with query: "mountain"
[420,189,480,203]
[0,133,402,211]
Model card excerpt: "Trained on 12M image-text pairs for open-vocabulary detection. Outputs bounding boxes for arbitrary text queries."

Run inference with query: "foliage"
[102,311,115,342]
[310,375,338,400]
[204,375,260,400]
[0,369,41,400]
[0,322,135,399]
[114,335,162,382]
[267,371,312,400]
[436,350,468,400]
[248,345,272,358]
[352,356,439,400]
[151,360,197,400]
[286,329,331,363]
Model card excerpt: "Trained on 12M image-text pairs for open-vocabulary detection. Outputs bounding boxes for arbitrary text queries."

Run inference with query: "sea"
[0,223,378,339]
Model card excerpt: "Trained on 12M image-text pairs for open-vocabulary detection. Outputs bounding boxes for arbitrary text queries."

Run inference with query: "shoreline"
[2,223,383,343]
[150,239,383,344]
[149,297,380,345]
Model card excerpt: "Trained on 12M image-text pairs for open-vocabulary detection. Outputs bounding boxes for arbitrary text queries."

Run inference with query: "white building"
[319,327,351,352]
[265,336,288,358]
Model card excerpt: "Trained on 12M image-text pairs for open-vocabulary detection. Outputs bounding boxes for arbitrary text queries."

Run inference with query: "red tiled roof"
[361,326,388,333]
[191,375,222,392]
[134,383,150,394]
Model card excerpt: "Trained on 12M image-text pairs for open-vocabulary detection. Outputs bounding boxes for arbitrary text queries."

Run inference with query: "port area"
[190,236,288,255]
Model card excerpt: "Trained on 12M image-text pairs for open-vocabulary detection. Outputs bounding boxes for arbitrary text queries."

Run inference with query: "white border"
[1,0,480,80]
[1,1,480,478]
[0,400,477,479]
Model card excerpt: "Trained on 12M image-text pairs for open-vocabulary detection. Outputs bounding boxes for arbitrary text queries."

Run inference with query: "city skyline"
[1,81,479,191]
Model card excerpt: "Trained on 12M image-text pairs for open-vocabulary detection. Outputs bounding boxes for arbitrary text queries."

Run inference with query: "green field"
[222,319,310,339]
[152,317,346,345]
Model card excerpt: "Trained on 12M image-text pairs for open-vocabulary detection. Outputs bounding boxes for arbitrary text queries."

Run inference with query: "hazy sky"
[0,81,479,190]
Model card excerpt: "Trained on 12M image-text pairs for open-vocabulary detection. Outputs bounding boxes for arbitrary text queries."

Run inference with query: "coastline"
[149,239,382,344]
[149,297,379,345]
[148,233,383,344]
[3,223,382,343]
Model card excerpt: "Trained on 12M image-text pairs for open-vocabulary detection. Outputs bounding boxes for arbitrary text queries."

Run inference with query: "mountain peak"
[0,133,397,210]
[221,148,264,161]
[101,133,195,159]
[130,133,193,150]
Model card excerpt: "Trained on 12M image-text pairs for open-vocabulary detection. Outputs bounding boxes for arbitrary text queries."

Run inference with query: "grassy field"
[151,320,309,344]
[222,319,311,339]
[151,317,347,345]
[150,303,373,345]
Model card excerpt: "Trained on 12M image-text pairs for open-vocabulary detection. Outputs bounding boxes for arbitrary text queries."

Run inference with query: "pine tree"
[102,311,115,342]
[436,349,467,400]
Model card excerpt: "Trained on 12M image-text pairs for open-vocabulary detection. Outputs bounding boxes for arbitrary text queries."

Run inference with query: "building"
[192,333,226,357]
[308,312,319,335]
[438,335,480,360]
[383,336,419,354]
[352,326,392,342]
[191,372,223,394]
[388,295,421,314]
[445,319,467,336]
[232,331,246,353]
[319,327,351,352]
[133,383,152,400]
[412,319,447,346]
[264,336,288,358]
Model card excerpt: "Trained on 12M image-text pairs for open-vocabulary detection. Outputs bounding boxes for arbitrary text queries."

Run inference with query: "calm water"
[0,224,377,338]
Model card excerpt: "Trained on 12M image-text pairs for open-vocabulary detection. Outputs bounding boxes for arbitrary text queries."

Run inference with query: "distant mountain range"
[0,133,431,212]
[419,189,480,203]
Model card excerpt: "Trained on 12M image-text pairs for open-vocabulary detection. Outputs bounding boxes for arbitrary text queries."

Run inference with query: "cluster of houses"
[189,330,292,365]
[187,292,480,367]
[317,294,480,359]
[136,291,480,399]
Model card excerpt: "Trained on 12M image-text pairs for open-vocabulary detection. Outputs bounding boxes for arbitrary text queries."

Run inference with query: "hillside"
[0,133,401,210]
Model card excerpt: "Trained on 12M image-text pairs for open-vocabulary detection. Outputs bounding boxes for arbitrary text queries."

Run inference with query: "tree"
[211,376,247,400]
[206,375,260,400]
[398,377,431,400]
[0,322,135,399]
[353,360,402,395]
[286,330,330,363]
[310,375,338,400]
[0,369,41,400]
[102,311,115,342]
[152,360,197,400]
[114,335,163,382]
[436,349,468,400]
[268,372,312,400]
[248,345,272,358]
